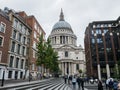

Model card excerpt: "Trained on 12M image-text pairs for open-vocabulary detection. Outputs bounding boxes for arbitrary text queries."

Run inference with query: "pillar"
[106,64,110,78]
[98,64,101,80]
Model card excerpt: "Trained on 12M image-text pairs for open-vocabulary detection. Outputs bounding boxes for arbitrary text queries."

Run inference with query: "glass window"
[65,51,68,57]
[17,44,20,54]
[103,29,108,34]
[13,30,17,39]
[22,46,25,56]
[21,59,24,69]
[16,58,19,68]
[0,37,3,46]
[92,39,95,44]
[96,29,101,34]
[18,33,22,42]
[22,36,26,44]
[0,22,6,33]
[11,41,15,52]
[9,56,14,67]
[76,64,79,70]
[13,19,18,28]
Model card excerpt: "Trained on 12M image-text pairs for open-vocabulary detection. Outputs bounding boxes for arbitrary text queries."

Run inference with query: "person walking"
[81,78,84,90]
[64,75,68,84]
[109,79,114,90]
[77,76,81,89]
[72,75,77,89]
[98,80,103,90]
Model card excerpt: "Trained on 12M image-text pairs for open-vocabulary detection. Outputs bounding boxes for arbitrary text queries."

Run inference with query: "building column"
[98,64,101,80]
[69,62,71,75]
[62,62,64,76]
[65,62,67,75]
[106,64,110,78]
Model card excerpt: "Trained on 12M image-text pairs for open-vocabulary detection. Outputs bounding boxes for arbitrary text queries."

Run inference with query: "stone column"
[69,62,71,75]
[62,62,64,75]
[97,64,101,80]
[106,64,110,78]
[65,62,66,75]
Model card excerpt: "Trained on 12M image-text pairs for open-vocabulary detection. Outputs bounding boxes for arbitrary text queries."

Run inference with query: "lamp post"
[1,69,5,86]
[1,66,7,87]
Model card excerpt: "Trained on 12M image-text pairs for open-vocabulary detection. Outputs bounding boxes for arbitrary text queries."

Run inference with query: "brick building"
[0,9,12,79]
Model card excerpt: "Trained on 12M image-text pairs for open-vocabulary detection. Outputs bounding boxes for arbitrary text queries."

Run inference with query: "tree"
[45,38,59,74]
[36,34,46,73]
[36,36,59,76]
[78,69,83,76]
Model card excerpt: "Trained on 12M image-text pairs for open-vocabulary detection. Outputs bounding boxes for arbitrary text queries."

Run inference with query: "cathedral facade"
[49,9,86,76]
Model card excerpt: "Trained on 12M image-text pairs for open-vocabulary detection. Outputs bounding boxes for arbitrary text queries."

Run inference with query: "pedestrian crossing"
[0,78,72,90]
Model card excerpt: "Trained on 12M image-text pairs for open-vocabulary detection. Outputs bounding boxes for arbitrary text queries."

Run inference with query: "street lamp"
[1,65,8,87]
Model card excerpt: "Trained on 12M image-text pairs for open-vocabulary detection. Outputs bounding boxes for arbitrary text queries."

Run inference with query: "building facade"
[0,9,12,79]
[49,9,86,76]
[0,7,46,80]
[84,17,120,80]
[18,12,46,78]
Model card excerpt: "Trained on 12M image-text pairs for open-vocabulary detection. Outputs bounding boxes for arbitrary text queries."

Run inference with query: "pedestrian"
[68,75,72,84]
[64,75,68,84]
[113,80,118,90]
[72,75,76,89]
[106,78,109,90]
[98,80,103,90]
[81,78,84,90]
[77,76,81,89]
[109,79,114,90]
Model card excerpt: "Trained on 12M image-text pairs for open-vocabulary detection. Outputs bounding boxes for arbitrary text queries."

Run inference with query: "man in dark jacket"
[77,76,81,89]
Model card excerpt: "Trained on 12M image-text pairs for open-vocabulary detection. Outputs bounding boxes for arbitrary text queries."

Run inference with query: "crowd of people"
[63,75,120,90]
[105,78,120,90]
[64,75,85,90]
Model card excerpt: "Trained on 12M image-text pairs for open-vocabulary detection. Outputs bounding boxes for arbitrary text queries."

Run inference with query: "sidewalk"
[0,78,51,88]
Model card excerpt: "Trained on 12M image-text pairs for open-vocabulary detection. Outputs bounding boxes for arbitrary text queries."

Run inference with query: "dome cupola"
[52,9,72,31]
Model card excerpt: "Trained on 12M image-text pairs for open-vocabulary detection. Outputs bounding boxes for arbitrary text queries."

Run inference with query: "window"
[22,46,25,56]
[18,33,22,42]
[96,29,101,34]
[0,22,6,33]
[65,51,68,57]
[22,36,26,44]
[0,36,3,46]
[11,41,15,52]
[92,38,95,44]
[9,56,14,67]
[15,58,19,68]
[76,57,78,59]
[19,23,22,31]
[76,64,79,70]
[21,59,24,69]
[17,44,20,54]
[13,30,17,39]
[13,19,18,28]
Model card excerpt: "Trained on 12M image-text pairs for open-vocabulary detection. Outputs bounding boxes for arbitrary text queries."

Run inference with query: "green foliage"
[36,35,59,74]
[79,69,82,74]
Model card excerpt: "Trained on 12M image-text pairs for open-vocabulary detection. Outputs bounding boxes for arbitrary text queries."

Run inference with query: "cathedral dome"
[52,9,72,32]
[52,21,72,30]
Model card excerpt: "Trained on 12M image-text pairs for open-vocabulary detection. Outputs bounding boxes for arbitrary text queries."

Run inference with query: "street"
[0,78,106,90]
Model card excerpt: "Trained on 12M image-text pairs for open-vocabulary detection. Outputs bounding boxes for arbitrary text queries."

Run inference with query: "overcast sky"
[0,0,120,47]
